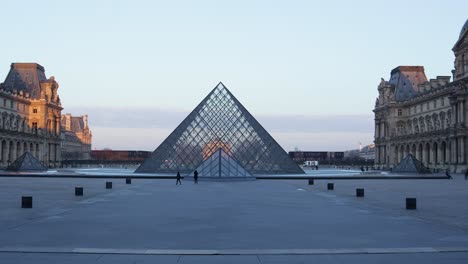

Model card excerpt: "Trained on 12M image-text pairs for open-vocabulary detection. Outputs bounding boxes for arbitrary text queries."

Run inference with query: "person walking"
[446,169,453,179]
[176,171,182,185]
[194,170,199,184]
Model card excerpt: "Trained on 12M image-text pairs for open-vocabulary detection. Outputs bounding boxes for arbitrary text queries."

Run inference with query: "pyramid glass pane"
[136,83,304,175]
[192,148,252,177]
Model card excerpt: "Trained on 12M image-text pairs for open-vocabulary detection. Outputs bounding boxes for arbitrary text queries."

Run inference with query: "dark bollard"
[327,183,334,190]
[21,196,33,208]
[406,198,417,210]
[106,182,113,189]
[126,178,132,184]
[356,188,364,197]
[308,179,314,185]
[75,187,83,196]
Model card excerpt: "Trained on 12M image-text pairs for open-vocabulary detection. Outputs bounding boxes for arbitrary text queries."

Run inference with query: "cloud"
[66,106,374,151]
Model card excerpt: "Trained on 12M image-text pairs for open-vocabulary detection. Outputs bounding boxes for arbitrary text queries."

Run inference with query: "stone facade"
[61,113,92,160]
[0,63,62,168]
[374,20,468,172]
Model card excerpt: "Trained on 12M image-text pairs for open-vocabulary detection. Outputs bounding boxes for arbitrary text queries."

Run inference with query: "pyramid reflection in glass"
[193,148,252,177]
[136,82,304,175]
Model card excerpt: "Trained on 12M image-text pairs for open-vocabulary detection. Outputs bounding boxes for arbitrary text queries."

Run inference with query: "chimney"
[83,114,88,129]
[65,113,71,131]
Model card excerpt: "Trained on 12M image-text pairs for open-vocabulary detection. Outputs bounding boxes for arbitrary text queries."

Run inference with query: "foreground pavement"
[0,176,468,263]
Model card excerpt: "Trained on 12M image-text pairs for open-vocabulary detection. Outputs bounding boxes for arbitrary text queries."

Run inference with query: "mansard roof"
[453,19,468,50]
[0,63,53,99]
[459,19,468,40]
[61,115,86,132]
[390,66,428,102]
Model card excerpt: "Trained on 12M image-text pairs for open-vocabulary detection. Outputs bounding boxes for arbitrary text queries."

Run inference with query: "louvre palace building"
[0,63,91,168]
[374,19,468,172]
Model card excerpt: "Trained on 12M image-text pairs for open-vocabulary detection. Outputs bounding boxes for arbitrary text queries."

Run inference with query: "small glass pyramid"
[192,148,252,177]
[136,82,304,175]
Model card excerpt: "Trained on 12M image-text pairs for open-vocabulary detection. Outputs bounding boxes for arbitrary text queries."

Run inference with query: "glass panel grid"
[136,83,304,174]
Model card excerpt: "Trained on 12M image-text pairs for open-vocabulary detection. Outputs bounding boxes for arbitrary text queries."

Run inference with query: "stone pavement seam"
[2,247,468,255]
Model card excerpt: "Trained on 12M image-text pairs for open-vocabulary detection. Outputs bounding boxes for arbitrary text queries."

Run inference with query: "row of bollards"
[21,178,133,209]
[307,179,417,210]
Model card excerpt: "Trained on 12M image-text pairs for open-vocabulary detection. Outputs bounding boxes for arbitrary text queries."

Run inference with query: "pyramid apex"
[216,82,226,89]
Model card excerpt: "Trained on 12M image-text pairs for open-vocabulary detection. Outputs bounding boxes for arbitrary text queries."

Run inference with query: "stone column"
[415,145,420,161]
[446,143,450,164]
[375,122,380,138]
[438,143,444,165]
[459,136,465,164]
[2,142,8,166]
[422,144,427,165]
[429,143,435,165]
[10,141,16,163]
[400,147,404,163]
[52,144,56,164]
[451,103,458,126]
[16,142,22,159]
[47,143,51,165]
[451,138,458,164]
[374,146,378,165]
[383,145,387,167]
[460,101,465,124]
[55,143,61,166]
[5,141,12,164]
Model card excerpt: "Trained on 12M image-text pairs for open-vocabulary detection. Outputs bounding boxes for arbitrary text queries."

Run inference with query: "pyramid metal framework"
[136,82,304,174]
[192,148,253,177]
[393,154,431,173]
[6,152,48,171]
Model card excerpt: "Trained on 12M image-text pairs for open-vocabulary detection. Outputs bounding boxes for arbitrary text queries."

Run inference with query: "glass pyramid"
[6,152,48,171]
[192,148,252,177]
[135,82,304,175]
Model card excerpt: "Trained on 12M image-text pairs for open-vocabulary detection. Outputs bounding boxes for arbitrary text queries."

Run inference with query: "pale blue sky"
[0,0,467,151]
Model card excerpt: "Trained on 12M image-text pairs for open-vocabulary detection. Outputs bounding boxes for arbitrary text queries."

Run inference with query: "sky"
[0,0,467,151]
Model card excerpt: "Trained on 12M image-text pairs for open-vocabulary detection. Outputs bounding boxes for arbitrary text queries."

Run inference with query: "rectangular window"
[420,104,423,112]
[397,109,402,116]
[32,122,38,133]
[441,98,445,106]
[426,102,429,110]
[3,99,6,107]
[33,108,38,113]
[433,100,437,108]
[10,101,13,108]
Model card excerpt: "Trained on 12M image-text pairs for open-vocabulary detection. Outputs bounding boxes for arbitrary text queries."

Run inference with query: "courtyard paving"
[1,173,468,263]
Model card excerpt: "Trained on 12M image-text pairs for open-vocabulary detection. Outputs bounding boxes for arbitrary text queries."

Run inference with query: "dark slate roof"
[0,63,48,99]
[453,19,468,50]
[459,19,468,39]
[6,152,48,171]
[389,66,427,102]
[61,116,85,132]
[393,154,430,174]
